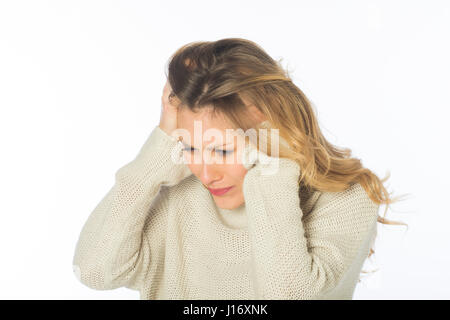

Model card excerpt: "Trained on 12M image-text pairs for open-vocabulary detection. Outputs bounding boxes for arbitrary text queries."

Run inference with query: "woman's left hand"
[240,121,295,176]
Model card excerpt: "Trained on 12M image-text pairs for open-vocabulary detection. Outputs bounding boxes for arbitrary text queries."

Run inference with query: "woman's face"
[177,107,258,210]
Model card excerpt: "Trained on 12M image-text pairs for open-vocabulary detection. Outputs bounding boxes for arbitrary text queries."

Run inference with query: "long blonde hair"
[166,37,410,277]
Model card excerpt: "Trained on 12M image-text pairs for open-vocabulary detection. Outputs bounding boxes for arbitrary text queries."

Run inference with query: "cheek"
[186,163,198,175]
[226,164,248,181]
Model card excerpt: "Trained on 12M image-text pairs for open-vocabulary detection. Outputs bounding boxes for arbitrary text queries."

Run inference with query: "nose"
[199,162,223,187]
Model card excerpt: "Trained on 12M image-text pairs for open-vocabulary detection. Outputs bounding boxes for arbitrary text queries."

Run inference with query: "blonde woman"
[72,38,407,300]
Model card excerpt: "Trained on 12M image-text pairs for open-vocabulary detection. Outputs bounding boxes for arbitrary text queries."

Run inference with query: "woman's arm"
[72,125,192,291]
[242,154,379,300]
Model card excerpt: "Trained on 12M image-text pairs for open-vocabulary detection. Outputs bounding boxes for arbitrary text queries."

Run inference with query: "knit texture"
[72,125,379,300]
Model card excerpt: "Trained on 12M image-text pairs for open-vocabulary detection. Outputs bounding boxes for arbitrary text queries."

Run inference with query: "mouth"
[207,186,234,196]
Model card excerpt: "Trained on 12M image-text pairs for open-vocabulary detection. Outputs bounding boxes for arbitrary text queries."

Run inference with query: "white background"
[0,0,449,299]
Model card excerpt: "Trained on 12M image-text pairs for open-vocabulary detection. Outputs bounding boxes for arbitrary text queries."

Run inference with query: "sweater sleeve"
[72,125,192,291]
[242,156,379,300]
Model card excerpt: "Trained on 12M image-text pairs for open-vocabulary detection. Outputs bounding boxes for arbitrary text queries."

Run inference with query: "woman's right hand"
[159,79,179,137]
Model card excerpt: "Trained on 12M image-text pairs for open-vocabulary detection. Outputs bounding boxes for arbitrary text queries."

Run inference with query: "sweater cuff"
[243,156,300,193]
[116,125,192,188]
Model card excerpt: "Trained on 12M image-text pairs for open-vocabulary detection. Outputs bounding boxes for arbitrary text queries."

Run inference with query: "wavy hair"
[165,37,411,280]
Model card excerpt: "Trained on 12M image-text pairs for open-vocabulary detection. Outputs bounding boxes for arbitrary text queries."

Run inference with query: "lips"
[207,186,234,196]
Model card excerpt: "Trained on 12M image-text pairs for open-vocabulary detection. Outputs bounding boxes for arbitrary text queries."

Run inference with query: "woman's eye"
[217,150,233,156]
[182,147,233,156]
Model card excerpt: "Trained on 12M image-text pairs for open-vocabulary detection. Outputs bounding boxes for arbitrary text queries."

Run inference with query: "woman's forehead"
[179,126,243,149]
[176,111,246,149]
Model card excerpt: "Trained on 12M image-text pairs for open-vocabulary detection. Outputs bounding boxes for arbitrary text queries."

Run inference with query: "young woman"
[72,38,406,300]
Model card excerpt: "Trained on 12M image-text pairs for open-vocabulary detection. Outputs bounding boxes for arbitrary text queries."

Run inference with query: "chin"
[215,202,233,210]
[217,201,244,211]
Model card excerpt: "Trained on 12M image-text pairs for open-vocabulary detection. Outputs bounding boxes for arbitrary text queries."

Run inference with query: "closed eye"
[182,147,233,156]
[216,149,233,156]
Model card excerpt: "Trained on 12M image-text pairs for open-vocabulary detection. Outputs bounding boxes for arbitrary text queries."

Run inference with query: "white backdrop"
[0,0,448,299]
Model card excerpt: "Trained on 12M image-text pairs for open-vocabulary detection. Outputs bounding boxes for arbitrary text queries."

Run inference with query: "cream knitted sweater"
[72,125,379,300]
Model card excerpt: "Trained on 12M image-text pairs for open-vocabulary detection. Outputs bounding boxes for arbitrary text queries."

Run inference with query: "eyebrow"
[181,141,233,150]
